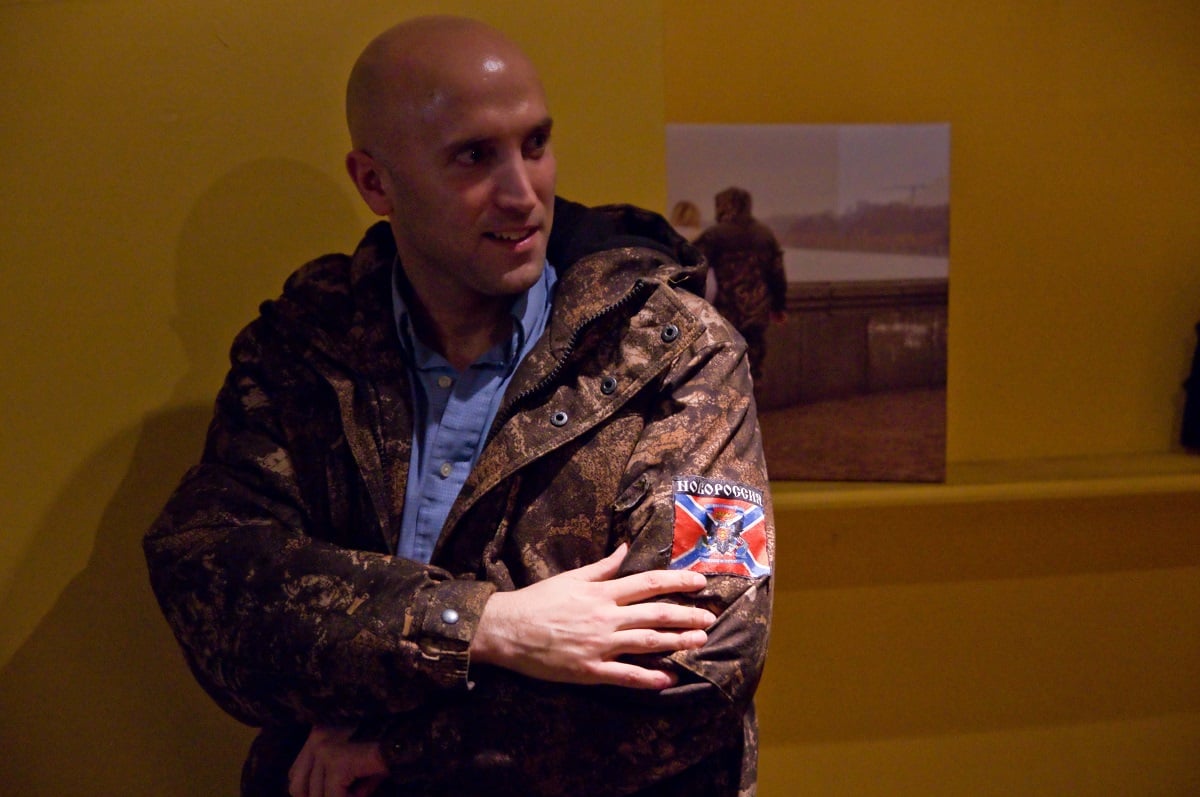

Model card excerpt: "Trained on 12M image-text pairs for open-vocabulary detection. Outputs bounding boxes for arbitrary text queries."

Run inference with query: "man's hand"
[469,544,714,690]
[288,725,388,797]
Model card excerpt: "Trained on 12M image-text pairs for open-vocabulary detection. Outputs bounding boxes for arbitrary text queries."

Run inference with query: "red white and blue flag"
[670,476,770,578]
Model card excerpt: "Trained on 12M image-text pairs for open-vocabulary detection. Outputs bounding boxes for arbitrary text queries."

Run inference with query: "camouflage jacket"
[145,198,775,797]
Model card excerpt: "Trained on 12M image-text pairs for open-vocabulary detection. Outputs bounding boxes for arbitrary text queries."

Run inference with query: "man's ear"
[345,150,393,217]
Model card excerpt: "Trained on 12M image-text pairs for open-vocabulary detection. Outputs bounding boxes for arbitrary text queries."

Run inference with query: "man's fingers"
[613,602,716,631]
[562,549,709,607]
[589,660,679,690]
[567,543,628,583]
[308,757,323,797]
[604,568,708,604]
[288,726,386,797]
[609,627,709,656]
[288,745,312,797]
[472,548,718,687]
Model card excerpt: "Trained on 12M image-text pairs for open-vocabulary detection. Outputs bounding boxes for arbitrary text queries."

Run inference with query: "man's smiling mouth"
[487,228,536,243]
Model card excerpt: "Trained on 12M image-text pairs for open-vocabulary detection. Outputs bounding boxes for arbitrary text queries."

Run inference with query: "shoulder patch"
[670,476,770,578]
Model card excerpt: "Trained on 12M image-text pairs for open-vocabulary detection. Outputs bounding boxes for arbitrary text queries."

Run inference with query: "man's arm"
[144,316,501,726]
[145,312,722,732]
[286,546,718,797]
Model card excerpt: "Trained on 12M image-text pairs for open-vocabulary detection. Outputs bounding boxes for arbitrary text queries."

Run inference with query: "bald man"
[146,16,773,797]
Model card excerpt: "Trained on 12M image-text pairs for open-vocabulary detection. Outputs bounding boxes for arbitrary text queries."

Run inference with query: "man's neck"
[434,311,513,373]
[406,292,513,373]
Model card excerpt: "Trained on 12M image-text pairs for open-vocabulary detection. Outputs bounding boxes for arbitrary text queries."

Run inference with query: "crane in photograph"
[885,182,930,205]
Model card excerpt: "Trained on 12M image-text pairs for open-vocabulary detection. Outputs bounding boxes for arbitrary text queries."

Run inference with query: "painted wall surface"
[2,0,1198,795]
[663,2,1200,794]
[760,490,1200,795]
[0,2,663,793]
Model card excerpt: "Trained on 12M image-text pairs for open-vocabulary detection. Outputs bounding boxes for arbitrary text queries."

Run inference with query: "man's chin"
[499,256,547,294]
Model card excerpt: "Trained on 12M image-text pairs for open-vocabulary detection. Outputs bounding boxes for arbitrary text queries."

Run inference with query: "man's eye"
[455,146,488,165]
[525,132,550,158]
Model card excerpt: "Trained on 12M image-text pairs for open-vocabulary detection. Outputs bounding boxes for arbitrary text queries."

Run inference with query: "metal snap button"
[441,609,460,625]
[550,410,569,427]
[661,324,680,343]
[600,376,618,395]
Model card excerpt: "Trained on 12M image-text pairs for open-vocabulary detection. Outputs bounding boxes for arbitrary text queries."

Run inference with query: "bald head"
[341,15,556,329]
[346,16,544,152]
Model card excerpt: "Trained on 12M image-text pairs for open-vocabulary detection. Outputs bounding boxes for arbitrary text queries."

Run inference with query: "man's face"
[370,56,556,307]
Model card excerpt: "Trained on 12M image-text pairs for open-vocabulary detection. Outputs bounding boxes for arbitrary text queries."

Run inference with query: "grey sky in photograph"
[667,123,950,221]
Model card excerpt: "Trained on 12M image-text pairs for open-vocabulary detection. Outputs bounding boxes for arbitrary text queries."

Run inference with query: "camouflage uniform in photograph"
[145,198,775,796]
[693,188,788,382]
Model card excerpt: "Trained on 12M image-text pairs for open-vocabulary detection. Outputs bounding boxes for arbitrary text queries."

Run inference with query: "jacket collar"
[270,198,705,380]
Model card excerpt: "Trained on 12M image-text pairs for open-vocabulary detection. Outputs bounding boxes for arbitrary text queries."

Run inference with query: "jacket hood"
[341,197,706,294]
[264,197,708,378]
[548,197,707,296]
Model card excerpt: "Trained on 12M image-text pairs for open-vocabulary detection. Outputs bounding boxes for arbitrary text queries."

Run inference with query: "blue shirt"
[391,263,557,563]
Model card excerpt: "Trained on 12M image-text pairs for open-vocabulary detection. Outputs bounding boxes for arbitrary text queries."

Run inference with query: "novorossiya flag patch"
[670,476,770,578]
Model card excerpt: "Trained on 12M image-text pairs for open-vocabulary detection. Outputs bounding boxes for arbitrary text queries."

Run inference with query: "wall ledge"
[772,452,1200,509]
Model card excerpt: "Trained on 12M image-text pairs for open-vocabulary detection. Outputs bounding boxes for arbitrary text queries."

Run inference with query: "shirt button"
[437,375,453,389]
[439,461,453,478]
[441,609,460,625]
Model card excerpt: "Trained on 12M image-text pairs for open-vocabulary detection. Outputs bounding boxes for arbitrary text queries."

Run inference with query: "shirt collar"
[392,259,557,373]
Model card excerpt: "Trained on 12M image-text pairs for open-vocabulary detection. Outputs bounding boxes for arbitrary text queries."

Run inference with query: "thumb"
[568,543,629,583]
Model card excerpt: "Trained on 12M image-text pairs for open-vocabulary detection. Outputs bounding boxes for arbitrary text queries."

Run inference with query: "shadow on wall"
[0,159,362,794]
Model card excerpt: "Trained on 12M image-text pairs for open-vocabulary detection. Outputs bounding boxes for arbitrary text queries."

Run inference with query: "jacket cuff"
[408,578,497,688]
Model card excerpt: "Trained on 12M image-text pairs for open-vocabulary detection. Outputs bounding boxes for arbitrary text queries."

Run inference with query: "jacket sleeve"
[375,298,774,795]
[143,316,496,728]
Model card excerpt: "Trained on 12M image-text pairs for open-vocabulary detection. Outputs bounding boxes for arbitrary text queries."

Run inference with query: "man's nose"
[494,154,537,211]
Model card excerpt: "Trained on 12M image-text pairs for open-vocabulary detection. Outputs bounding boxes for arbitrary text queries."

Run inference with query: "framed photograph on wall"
[667,123,950,482]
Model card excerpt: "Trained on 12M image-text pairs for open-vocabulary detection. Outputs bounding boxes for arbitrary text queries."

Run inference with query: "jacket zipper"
[487,277,651,442]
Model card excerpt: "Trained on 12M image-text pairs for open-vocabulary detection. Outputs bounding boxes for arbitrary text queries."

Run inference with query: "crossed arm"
[287,545,715,797]
[147,295,771,797]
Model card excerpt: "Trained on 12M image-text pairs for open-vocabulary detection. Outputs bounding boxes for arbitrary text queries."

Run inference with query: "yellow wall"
[0,2,664,793]
[2,0,1198,794]
[662,1,1200,793]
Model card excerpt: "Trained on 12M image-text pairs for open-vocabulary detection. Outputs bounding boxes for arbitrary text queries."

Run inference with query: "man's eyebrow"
[442,116,555,154]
